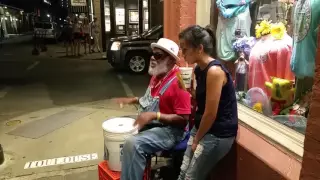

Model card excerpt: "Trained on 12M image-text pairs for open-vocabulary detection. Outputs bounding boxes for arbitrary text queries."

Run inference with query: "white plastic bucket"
[179,67,193,88]
[102,117,138,171]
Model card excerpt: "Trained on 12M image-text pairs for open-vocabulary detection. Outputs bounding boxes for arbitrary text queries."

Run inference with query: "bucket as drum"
[102,117,138,171]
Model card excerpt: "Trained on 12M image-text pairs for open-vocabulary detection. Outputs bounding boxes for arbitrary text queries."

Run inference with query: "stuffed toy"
[265,77,295,115]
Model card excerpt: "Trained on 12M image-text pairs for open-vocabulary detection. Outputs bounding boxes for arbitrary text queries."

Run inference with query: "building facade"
[0,4,34,38]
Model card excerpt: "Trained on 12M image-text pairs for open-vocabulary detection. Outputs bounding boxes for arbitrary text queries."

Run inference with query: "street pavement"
[0,37,150,179]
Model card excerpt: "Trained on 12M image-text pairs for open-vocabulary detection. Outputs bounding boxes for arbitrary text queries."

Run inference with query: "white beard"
[148,59,170,76]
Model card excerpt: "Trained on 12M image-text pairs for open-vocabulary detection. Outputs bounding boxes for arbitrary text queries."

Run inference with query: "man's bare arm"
[148,112,189,127]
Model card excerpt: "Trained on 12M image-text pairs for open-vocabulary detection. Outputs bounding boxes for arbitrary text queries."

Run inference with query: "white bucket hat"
[150,38,180,61]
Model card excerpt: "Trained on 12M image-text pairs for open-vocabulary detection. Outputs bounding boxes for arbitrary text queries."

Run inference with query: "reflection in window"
[214,0,317,135]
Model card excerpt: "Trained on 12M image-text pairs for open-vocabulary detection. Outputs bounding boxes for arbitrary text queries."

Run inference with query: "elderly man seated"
[115,38,191,180]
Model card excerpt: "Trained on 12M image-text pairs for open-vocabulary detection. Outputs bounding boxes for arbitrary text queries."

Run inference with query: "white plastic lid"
[102,117,137,134]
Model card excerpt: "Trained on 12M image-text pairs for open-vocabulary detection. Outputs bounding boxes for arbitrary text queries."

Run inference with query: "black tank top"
[194,60,238,137]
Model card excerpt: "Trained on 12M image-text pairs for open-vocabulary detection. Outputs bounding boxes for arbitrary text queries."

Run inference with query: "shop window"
[104,0,111,32]
[142,0,149,31]
[211,0,319,156]
[114,0,125,34]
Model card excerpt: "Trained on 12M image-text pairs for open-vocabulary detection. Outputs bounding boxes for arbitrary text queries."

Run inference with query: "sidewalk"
[43,44,106,61]
[0,99,136,180]
[1,33,33,45]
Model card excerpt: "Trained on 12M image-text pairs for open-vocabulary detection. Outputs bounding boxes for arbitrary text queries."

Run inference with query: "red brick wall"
[300,25,320,180]
[164,0,196,67]
[210,125,301,180]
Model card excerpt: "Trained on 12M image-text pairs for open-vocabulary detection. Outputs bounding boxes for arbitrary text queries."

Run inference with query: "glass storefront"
[103,0,150,36]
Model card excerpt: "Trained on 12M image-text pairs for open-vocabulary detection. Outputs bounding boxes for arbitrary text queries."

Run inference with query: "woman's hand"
[191,138,199,152]
[134,112,156,129]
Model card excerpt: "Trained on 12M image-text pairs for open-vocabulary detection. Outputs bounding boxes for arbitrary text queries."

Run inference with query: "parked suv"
[107,25,163,74]
[34,22,59,41]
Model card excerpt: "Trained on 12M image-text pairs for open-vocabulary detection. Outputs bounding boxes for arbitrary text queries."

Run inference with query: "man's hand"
[134,112,156,129]
[113,97,138,108]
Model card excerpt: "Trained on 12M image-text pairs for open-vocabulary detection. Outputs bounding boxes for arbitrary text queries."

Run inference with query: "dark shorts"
[73,32,82,40]
[83,33,90,40]
[64,34,73,43]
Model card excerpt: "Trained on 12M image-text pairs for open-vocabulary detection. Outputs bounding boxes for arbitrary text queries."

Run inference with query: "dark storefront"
[100,0,163,50]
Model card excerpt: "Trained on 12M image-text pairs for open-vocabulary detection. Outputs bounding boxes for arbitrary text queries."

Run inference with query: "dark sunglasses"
[152,52,168,60]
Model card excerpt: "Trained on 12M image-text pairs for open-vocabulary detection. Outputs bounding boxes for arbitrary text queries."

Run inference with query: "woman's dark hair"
[179,25,216,57]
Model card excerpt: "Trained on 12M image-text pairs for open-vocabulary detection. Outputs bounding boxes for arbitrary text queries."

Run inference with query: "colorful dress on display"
[290,0,320,78]
[248,34,295,95]
[216,6,251,61]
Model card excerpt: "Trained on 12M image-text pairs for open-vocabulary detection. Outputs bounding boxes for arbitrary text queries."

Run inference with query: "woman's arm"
[194,66,225,143]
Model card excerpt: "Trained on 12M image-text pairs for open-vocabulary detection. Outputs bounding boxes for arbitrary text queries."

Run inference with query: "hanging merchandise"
[216,6,251,61]
[290,0,320,78]
[216,0,251,19]
[248,21,295,94]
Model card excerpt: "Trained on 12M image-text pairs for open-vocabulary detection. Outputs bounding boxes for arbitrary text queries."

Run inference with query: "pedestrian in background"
[73,17,82,56]
[82,17,91,55]
[90,17,101,53]
[62,16,74,57]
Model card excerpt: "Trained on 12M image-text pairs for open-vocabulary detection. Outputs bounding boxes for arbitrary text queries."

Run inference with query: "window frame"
[238,103,305,159]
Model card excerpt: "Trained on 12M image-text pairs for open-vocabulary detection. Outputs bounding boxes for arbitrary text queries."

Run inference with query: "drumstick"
[176,72,186,91]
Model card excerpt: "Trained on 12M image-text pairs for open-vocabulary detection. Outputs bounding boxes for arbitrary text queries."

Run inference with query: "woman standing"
[73,17,82,56]
[82,17,91,55]
[178,25,238,180]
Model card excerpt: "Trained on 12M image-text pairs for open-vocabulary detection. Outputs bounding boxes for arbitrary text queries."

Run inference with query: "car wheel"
[126,52,149,74]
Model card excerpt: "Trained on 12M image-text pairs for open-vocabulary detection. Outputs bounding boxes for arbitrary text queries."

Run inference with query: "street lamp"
[47,14,50,18]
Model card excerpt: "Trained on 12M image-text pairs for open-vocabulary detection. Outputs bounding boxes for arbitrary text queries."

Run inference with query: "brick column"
[92,0,103,49]
[300,25,320,180]
[164,0,196,67]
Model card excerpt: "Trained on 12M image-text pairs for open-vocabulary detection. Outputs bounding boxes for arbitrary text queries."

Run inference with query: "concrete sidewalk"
[0,99,136,180]
[43,44,106,61]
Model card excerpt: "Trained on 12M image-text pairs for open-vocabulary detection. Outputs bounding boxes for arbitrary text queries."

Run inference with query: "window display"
[214,0,320,135]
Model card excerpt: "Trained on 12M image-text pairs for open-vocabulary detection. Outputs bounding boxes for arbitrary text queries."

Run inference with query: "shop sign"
[71,0,87,6]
